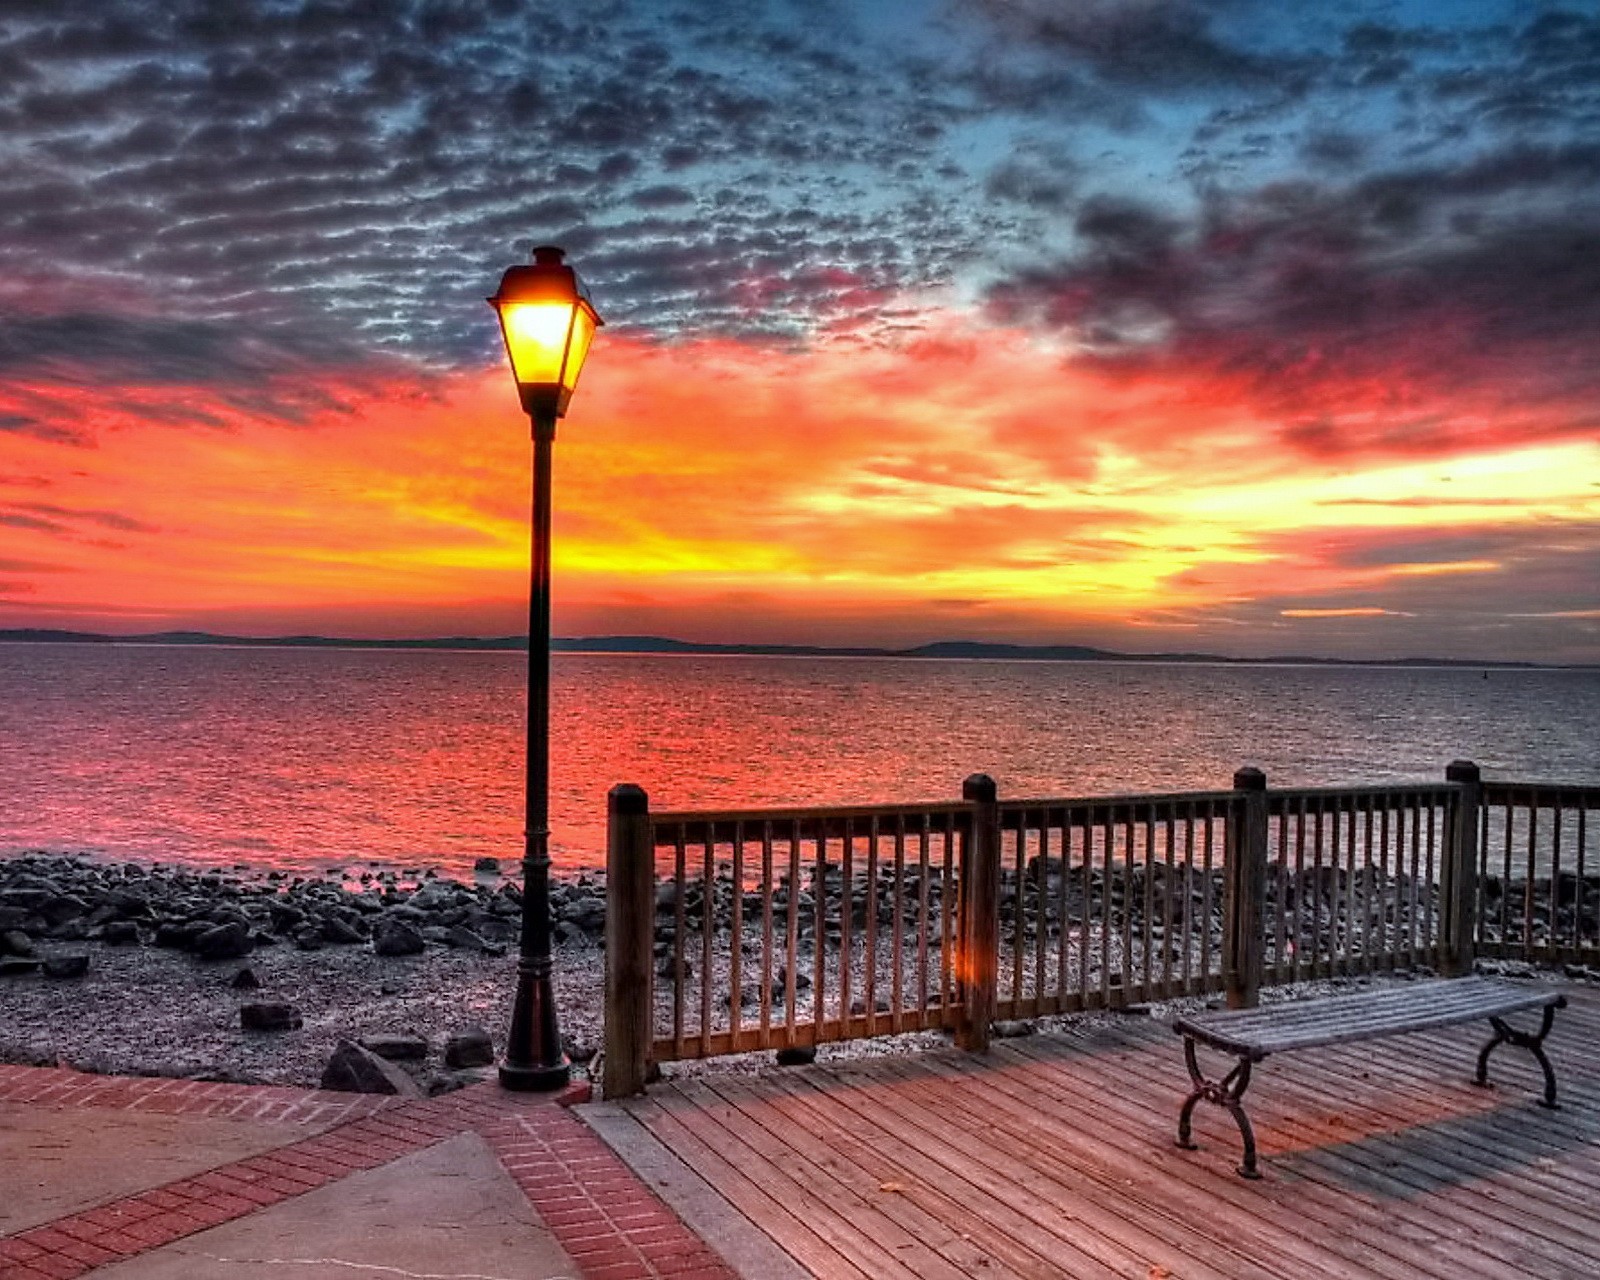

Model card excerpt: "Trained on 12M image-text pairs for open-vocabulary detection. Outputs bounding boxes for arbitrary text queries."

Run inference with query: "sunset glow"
[1,1,1596,663]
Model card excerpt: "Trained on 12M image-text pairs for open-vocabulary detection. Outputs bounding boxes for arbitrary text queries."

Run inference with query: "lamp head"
[488,246,602,419]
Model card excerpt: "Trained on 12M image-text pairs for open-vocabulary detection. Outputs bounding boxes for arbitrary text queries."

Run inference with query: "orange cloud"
[1,308,1596,661]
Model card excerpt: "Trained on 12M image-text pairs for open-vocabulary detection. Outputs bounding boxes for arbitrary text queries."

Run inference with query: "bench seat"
[1172,976,1566,1178]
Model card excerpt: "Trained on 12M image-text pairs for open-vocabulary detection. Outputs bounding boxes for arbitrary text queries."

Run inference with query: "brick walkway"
[0,1065,736,1280]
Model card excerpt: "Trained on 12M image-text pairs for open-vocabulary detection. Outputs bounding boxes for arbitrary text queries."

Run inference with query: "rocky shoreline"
[0,854,611,1093]
[4,852,1591,1095]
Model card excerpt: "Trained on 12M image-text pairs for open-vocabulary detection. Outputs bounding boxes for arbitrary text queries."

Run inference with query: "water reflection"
[2,644,1595,878]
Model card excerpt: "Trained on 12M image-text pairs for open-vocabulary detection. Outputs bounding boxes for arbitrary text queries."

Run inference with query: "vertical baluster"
[934,819,947,1017]
[840,818,854,1031]
[730,821,744,1043]
[1012,811,1026,1006]
[1101,809,1114,1006]
[1344,793,1356,966]
[1140,805,1156,1000]
[1424,799,1437,958]
[892,816,906,1033]
[1391,801,1406,966]
[1500,796,1514,945]
[1201,803,1216,991]
[865,816,879,1036]
[1036,816,1050,1012]
[1363,801,1376,974]
[1408,793,1422,960]
[1161,806,1177,998]
[1380,803,1394,967]
[1310,799,1325,979]
[1524,800,1538,959]
[1079,809,1093,1005]
[760,821,774,1046]
[1181,808,1195,993]
[1056,811,1071,1002]
[700,824,714,1049]
[1293,798,1308,983]
[1274,806,1289,980]
[1330,800,1345,972]
[1575,805,1588,954]
[673,829,687,1060]
[1551,801,1564,956]
[917,814,931,1021]
[1118,808,1134,996]
[786,819,801,1046]
[813,828,827,1032]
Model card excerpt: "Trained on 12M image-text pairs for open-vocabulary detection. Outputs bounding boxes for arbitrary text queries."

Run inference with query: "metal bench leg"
[1176,1037,1261,1179]
[1474,998,1565,1109]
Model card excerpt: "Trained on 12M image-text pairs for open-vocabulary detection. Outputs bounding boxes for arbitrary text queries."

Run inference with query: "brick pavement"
[0,1065,739,1280]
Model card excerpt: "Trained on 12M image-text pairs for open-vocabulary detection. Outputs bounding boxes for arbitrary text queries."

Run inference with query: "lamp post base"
[498,1057,572,1092]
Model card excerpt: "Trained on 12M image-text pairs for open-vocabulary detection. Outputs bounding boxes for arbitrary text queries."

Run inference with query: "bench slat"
[1173,977,1563,1059]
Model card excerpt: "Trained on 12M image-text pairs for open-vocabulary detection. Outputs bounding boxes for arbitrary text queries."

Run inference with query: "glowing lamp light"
[488,245,603,420]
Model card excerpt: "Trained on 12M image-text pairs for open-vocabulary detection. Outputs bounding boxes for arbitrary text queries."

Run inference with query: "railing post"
[1441,760,1481,978]
[604,783,653,1098]
[1224,767,1268,1009]
[957,773,1001,1052]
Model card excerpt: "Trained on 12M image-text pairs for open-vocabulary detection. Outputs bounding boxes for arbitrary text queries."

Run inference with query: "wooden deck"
[581,981,1600,1279]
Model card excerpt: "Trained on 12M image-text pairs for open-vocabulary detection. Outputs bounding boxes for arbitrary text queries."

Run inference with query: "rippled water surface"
[3,643,1595,876]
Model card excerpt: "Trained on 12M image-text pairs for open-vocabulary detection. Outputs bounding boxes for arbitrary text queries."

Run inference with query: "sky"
[0,0,1596,663]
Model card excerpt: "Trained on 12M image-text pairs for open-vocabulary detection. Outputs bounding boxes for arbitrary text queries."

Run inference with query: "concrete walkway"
[0,1065,737,1280]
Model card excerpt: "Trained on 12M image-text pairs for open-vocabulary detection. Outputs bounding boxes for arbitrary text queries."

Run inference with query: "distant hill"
[0,628,1565,668]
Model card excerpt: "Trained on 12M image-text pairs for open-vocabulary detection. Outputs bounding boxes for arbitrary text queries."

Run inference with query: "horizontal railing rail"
[600,760,1547,1096]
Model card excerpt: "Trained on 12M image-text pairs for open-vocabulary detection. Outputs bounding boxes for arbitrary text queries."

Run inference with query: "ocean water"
[2,643,1595,877]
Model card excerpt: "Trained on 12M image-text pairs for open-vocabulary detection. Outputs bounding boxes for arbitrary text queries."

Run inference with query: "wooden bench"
[1172,976,1567,1178]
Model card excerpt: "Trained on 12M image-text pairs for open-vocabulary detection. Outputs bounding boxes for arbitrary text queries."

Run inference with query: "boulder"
[193,921,252,960]
[358,1033,429,1061]
[0,956,42,977]
[444,1027,495,1069]
[230,967,261,990]
[372,919,426,956]
[1,929,35,957]
[320,1040,423,1096]
[42,953,90,979]
[319,914,365,945]
[240,1001,303,1032]
[99,920,141,946]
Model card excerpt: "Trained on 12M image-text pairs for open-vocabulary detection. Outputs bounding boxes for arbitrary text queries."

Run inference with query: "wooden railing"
[601,761,1515,1095]
[1477,781,1600,963]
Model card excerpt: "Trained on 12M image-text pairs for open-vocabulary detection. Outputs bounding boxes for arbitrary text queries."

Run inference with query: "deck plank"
[593,982,1600,1280]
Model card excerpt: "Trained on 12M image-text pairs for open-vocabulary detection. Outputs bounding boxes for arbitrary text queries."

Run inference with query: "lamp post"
[488,245,602,1091]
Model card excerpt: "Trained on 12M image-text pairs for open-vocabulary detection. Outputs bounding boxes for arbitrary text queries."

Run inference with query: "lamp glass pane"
[561,307,597,393]
[501,301,576,387]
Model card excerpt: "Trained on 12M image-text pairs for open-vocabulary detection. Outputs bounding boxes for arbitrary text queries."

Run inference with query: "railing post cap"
[1233,766,1267,791]
[1445,759,1481,784]
[608,782,649,816]
[963,773,998,803]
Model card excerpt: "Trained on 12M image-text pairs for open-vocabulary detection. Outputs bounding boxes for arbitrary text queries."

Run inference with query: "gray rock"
[319,913,365,945]
[0,956,41,977]
[292,926,324,951]
[99,919,141,945]
[230,967,261,990]
[1,929,35,957]
[993,1019,1036,1039]
[444,925,488,951]
[358,1033,429,1061]
[42,953,90,979]
[320,1039,423,1096]
[193,920,253,960]
[240,1001,303,1032]
[473,857,500,873]
[372,919,426,956]
[444,1026,495,1069]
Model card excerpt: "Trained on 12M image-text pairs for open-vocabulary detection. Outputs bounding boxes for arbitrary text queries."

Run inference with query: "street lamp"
[488,245,602,1091]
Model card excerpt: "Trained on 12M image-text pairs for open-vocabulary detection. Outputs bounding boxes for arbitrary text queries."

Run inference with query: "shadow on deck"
[581,981,1600,1280]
